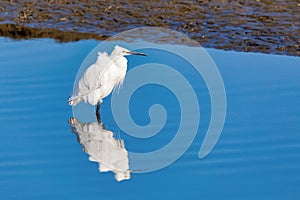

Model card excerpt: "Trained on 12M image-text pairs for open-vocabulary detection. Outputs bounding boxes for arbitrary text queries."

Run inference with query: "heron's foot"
[68,97,75,106]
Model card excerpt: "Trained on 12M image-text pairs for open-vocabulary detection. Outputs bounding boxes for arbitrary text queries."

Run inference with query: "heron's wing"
[73,52,114,97]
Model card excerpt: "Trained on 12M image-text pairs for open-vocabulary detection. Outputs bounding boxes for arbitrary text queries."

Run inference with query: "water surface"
[0,37,300,199]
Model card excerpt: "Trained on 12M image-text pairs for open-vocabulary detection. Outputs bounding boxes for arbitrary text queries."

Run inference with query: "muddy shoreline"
[0,0,299,56]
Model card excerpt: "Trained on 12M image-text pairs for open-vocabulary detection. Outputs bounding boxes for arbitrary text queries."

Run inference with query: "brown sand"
[0,0,299,56]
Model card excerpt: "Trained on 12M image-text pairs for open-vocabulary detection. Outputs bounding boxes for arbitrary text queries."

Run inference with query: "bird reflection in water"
[68,117,130,181]
[68,45,146,181]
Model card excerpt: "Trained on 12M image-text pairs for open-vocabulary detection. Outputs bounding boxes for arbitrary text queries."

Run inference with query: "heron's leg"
[96,102,101,123]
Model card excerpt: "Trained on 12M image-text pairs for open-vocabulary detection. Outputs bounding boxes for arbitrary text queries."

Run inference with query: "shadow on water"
[68,117,130,182]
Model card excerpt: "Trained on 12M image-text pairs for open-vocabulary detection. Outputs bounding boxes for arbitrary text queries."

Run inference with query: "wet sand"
[0,0,299,56]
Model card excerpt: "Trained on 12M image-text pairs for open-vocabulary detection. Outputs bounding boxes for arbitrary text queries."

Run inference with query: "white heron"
[68,45,146,118]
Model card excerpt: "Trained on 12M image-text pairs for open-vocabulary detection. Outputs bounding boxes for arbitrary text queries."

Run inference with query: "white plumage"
[68,45,146,109]
[69,117,130,181]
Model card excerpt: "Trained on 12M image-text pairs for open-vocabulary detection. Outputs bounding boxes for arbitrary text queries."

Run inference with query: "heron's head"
[113,45,147,57]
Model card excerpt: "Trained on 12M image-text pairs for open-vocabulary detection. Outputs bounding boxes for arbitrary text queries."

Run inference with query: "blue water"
[0,37,300,199]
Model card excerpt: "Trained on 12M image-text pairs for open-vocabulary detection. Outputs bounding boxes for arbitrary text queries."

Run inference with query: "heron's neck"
[109,50,120,59]
[111,55,128,69]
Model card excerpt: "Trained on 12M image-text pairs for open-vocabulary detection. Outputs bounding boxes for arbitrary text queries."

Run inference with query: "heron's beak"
[127,51,147,56]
